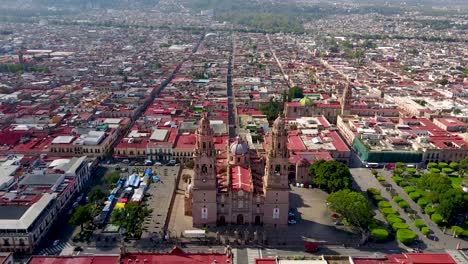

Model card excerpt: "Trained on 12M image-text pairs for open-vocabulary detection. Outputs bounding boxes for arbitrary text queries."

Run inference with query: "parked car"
[304,242,319,253]
[73,246,83,251]
[154,162,162,166]
[288,208,297,217]
[168,160,177,166]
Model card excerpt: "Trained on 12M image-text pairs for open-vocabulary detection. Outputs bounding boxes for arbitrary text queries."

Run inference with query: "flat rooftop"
[0,205,29,220]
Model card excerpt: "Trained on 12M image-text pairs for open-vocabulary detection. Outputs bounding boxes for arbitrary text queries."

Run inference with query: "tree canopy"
[69,205,92,231]
[308,160,352,192]
[327,189,374,242]
[437,189,468,224]
[111,202,151,238]
[288,86,304,100]
[260,97,282,121]
[88,186,107,203]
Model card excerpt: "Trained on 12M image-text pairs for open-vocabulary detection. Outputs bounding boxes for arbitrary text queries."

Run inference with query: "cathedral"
[184,115,290,227]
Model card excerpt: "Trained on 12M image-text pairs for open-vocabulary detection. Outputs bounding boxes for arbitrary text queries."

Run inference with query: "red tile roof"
[26,256,120,264]
[255,259,276,264]
[231,165,252,192]
[121,251,231,264]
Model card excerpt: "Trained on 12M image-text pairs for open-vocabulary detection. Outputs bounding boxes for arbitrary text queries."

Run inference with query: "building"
[338,114,468,164]
[26,247,232,264]
[285,84,399,124]
[186,115,290,227]
[0,156,90,253]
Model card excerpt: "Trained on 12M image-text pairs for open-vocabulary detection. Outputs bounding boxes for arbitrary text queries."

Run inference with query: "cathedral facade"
[185,115,290,227]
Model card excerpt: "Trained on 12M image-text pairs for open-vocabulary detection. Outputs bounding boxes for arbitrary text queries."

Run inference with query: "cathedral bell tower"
[191,116,218,227]
[263,115,289,226]
[340,83,353,116]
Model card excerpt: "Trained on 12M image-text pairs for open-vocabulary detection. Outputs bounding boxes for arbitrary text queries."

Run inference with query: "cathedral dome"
[299,96,313,106]
[230,136,248,155]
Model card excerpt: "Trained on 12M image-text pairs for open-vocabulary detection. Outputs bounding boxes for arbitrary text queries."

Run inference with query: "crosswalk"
[261,248,278,259]
[247,248,261,264]
[38,242,74,256]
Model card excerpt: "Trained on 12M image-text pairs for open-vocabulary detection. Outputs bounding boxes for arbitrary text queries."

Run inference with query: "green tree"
[459,158,468,178]
[111,203,151,238]
[418,173,452,194]
[69,205,92,232]
[437,189,468,224]
[288,86,304,100]
[88,186,107,203]
[327,189,374,243]
[260,97,281,121]
[308,160,352,192]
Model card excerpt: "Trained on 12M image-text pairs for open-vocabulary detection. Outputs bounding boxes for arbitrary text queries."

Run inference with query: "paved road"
[227,33,236,139]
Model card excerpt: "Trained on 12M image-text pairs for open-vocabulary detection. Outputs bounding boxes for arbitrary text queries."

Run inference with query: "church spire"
[341,83,353,115]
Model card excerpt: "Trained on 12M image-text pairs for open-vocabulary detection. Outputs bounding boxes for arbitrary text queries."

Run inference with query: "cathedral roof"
[231,165,252,192]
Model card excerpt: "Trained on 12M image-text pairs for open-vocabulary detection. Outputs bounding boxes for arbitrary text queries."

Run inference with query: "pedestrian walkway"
[38,241,74,256]
[232,248,239,264]
[247,248,261,264]
[262,248,278,259]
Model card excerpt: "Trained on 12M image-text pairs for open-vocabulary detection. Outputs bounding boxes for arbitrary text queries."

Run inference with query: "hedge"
[417,198,430,208]
[409,192,421,201]
[398,201,409,209]
[397,229,417,244]
[449,162,458,170]
[373,195,384,202]
[424,206,436,216]
[406,168,417,174]
[414,219,426,229]
[442,168,454,174]
[370,228,389,241]
[381,208,397,216]
[393,196,403,203]
[438,162,448,168]
[451,226,464,237]
[431,213,444,225]
[427,162,438,169]
[392,222,410,231]
[377,201,392,209]
[393,176,404,185]
[377,176,386,182]
[367,188,381,196]
[399,181,409,187]
[430,168,441,173]
[403,186,416,193]
[387,215,404,225]
[421,227,430,236]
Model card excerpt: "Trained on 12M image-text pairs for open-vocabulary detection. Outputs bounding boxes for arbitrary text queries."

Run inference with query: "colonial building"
[285,84,399,124]
[185,115,289,227]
